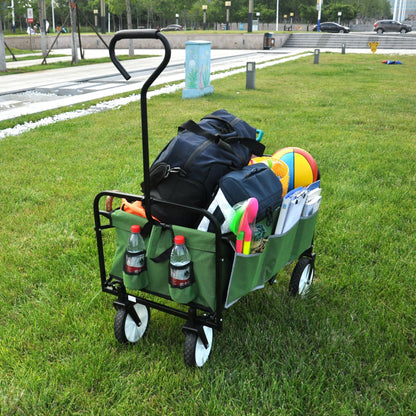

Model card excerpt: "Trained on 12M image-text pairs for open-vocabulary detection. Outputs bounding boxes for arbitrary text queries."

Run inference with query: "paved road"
[2,45,415,123]
[0,48,296,122]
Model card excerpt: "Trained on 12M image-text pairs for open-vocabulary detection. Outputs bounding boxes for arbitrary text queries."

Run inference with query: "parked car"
[373,20,412,34]
[160,24,183,31]
[312,22,350,33]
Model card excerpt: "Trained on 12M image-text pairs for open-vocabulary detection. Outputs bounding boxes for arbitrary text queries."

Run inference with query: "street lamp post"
[51,0,56,32]
[276,0,279,31]
[94,9,98,31]
[100,0,106,34]
[225,1,231,30]
[176,13,179,25]
[248,0,253,32]
[202,5,207,30]
[317,0,323,31]
[256,11,260,30]
[9,0,16,33]
[338,11,342,25]
[290,12,294,31]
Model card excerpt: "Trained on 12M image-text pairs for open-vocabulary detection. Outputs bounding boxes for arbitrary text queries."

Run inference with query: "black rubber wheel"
[289,257,315,297]
[114,303,150,344]
[377,28,383,34]
[183,326,213,367]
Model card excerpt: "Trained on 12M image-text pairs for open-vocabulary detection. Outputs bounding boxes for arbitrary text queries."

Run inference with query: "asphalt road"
[0,48,295,122]
[2,43,415,124]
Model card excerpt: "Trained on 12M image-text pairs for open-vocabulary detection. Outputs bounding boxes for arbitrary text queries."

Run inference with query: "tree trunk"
[37,0,47,57]
[69,1,79,64]
[126,0,134,56]
[0,17,6,72]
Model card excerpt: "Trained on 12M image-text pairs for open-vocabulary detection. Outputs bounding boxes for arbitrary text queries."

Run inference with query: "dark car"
[312,22,350,33]
[373,20,411,34]
[160,24,183,31]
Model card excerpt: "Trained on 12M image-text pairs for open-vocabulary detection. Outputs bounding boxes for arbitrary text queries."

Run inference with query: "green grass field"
[1,53,415,415]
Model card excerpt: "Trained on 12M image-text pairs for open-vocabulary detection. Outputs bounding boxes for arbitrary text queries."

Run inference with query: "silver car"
[373,20,412,34]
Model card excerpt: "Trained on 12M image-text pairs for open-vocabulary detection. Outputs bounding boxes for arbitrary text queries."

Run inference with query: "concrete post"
[314,48,320,64]
[246,62,255,89]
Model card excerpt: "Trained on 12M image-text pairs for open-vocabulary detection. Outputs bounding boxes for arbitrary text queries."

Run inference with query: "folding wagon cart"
[93,30,320,367]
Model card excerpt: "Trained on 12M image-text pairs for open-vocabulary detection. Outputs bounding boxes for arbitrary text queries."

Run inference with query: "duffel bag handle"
[178,120,218,142]
[179,120,265,157]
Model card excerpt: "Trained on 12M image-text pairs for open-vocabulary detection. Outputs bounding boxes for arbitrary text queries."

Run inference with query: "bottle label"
[124,250,146,275]
[169,262,194,288]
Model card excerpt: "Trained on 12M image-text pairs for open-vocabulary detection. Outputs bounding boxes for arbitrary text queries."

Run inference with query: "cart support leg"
[182,323,209,349]
[302,248,316,286]
[113,299,143,328]
[302,245,316,263]
[182,307,209,348]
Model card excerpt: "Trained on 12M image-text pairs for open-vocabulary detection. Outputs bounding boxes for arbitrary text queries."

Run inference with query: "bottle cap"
[131,225,141,233]
[174,235,185,245]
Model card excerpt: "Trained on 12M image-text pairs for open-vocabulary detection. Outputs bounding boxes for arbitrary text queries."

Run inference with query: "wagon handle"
[109,29,171,225]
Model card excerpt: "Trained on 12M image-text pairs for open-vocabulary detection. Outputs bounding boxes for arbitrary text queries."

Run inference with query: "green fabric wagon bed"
[109,209,319,311]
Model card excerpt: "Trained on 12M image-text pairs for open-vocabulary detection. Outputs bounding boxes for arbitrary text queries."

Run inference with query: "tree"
[357,0,392,19]
[299,4,318,24]
[325,3,358,23]
[2,0,395,33]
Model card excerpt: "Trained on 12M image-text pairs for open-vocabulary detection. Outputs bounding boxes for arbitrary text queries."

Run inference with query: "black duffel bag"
[143,110,265,227]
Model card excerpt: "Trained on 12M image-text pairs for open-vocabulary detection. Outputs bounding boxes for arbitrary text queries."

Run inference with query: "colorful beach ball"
[272,147,319,192]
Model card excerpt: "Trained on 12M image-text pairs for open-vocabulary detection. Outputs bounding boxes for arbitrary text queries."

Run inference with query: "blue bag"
[145,110,265,227]
[198,164,283,234]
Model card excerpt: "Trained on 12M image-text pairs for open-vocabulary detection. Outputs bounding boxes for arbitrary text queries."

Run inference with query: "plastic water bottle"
[169,235,196,303]
[125,225,146,274]
[169,236,191,286]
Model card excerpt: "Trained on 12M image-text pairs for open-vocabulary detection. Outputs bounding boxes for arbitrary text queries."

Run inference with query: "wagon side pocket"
[225,212,318,307]
[225,224,296,307]
[110,210,222,312]
[109,212,150,290]
[291,213,319,258]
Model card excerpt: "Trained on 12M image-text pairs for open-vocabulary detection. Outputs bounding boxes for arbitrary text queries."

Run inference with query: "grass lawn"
[0,53,415,415]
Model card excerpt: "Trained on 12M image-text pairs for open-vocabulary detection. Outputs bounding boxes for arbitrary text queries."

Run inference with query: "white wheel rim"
[195,326,213,367]
[125,304,148,343]
[298,264,314,296]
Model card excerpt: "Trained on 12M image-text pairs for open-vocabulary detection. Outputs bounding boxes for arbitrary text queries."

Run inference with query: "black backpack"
[144,110,265,227]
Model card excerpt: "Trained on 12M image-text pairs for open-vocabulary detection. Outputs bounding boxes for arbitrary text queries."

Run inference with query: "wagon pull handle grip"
[109,29,171,80]
[108,29,172,226]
